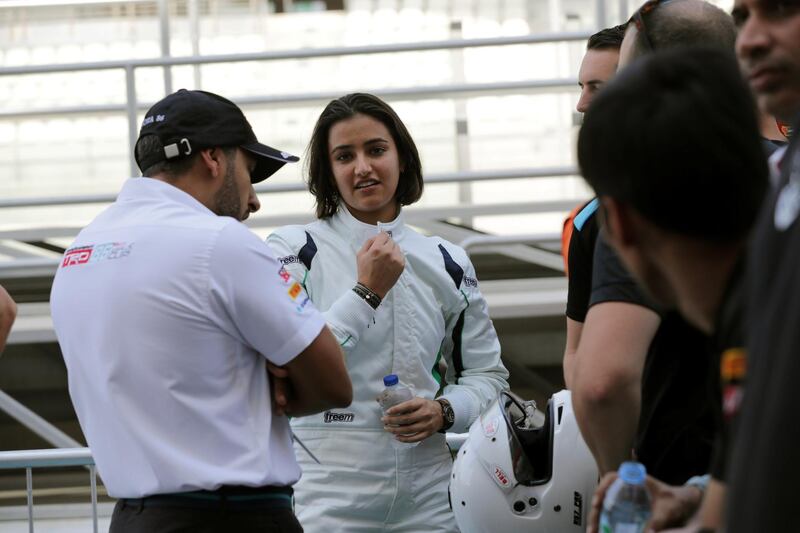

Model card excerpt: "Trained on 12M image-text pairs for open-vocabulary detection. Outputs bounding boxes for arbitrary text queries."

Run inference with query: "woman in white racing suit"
[267,93,509,532]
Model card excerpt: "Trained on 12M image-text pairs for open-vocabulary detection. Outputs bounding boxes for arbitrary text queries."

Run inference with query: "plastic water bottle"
[377,374,419,449]
[599,461,652,533]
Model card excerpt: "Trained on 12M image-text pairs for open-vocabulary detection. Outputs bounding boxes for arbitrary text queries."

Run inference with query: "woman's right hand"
[356,232,405,298]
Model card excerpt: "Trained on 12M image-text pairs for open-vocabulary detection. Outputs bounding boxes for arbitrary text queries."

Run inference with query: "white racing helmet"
[449,389,598,532]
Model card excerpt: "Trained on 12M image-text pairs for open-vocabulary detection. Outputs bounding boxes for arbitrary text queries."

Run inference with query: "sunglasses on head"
[629,0,678,51]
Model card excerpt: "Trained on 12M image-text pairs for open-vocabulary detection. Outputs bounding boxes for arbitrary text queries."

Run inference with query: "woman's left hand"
[382,398,444,443]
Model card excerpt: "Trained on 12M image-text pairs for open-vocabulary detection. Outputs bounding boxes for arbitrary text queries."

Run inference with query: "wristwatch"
[436,398,455,433]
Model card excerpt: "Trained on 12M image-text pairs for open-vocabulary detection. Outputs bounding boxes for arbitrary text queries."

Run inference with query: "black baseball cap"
[134,89,299,183]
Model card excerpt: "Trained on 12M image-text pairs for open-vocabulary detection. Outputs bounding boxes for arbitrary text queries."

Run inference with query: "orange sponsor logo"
[720,348,746,382]
[287,282,302,300]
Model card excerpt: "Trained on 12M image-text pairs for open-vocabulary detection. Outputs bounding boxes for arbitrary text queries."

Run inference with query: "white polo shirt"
[50,178,325,498]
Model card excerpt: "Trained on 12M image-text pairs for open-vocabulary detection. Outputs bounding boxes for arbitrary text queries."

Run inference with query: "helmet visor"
[500,391,554,486]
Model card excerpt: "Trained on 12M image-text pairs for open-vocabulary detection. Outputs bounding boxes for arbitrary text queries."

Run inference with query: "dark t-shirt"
[566,199,600,322]
[727,133,799,532]
[589,235,718,485]
[709,261,744,481]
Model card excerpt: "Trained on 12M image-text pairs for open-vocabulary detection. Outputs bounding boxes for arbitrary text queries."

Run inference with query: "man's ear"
[198,147,226,180]
[601,196,639,249]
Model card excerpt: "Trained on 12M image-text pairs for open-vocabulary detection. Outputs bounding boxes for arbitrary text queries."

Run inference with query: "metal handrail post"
[188,0,201,89]
[619,0,629,22]
[158,0,173,95]
[596,0,608,29]
[125,64,139,178]
[90,465,99,533]
[26,467,34,533]
[451,19,473,227]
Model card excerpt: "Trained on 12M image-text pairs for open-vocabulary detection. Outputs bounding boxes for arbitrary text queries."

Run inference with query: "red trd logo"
[62,247,93,267]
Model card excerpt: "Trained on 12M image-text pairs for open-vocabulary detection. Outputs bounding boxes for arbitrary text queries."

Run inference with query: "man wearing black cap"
[50,89,353,533]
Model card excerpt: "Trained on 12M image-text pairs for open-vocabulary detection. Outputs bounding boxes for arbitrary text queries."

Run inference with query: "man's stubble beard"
[212,157,242,220]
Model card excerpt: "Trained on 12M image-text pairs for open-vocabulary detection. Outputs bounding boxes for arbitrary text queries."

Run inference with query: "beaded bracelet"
[352,282,382,310]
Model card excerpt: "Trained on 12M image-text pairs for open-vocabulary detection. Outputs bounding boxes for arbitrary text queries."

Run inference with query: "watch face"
[437,400,455,432]
[441,401,455,425]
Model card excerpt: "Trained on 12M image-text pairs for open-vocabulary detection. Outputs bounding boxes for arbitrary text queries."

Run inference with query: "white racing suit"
[267,206,509,532]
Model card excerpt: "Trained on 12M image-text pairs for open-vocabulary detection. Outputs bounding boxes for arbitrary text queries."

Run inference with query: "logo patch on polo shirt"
[463,276,478,288]
[721,347,746,422]
[287,282,302,300]
[295,295,311,314]
[278,266,291,284]
[62,242,133,268]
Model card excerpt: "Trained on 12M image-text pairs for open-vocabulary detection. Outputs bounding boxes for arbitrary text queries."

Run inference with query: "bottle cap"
[383,374,399,387]
[618,461,647,485]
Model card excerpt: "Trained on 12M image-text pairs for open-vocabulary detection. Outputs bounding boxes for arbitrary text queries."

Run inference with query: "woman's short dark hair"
[306,93,424,219]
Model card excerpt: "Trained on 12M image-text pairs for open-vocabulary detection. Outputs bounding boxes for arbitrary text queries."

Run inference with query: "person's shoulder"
[573,198,599,233]
[267,221,331,270]
[590,233,660,312]
[151,211,240,251]
[269,224,312,247]
[209,218,266,249]
[423,234,480,285]
[271,219,332,243]
[426,235,469,264]
[407,234,481,299]
[407,229,468,262]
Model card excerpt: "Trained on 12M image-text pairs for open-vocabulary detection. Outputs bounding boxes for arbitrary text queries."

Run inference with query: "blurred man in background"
[571,0,735,493]
[578,46,767,532]
[561,25,625,382]
[563,24,627,386]
[726,2,800,531]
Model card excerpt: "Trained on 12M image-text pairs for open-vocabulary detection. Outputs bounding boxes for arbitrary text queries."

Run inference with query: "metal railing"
[0,166,579,209]
[461,232,566,272]
[0,448,98,533]
[0,435,469,531]
[0,30,593,180]
[0,391,82,449]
